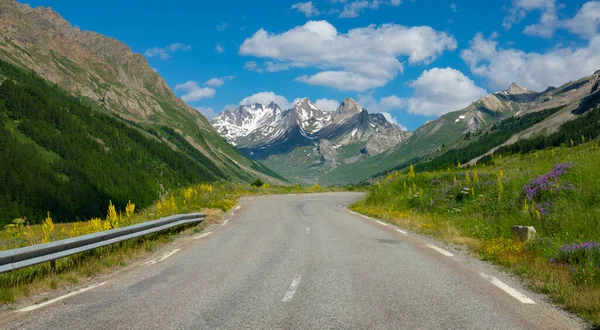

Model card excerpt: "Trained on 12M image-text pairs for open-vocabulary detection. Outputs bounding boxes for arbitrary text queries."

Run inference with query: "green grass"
[352,141,600,326]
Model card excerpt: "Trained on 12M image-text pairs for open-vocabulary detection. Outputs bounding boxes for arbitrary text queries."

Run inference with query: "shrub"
[250,179,264,187]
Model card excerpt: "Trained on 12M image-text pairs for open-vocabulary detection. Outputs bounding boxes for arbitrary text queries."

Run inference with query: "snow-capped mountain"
[212,102,283,147]
[211,98,411,180]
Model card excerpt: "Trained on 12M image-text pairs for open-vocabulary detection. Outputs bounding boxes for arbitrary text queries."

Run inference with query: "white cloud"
[215,44,224,54]
[380,95,405,108]
[291,2,320,17]
[168,43,192,52]
[144,47,171,60]
[563,1,600,38]
[175,81,216,102]
[503,0,558,38]
[205,76,234,87]
[244,61,263,73]
[239,92,293,109]
[450,3,457,12]
[240,20,456,91]
[217,22,229,31]
[337,0,402,18]
[196,107,217,120]
[357,68,487,118]
[315,98,340,111]
[461,32,600,91]
[381,112,408,131]
[403,67,487,116]
[144,43,191,60]
[296,71,386,91]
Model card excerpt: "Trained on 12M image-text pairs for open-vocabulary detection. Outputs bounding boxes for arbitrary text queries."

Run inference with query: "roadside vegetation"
[0,182,331,306]
[352,141,600,325]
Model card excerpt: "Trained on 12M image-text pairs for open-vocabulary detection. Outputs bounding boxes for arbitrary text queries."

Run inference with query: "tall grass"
[352,141,600,325]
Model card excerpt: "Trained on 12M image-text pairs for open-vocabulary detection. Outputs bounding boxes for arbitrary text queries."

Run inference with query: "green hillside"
[0,60,236,226]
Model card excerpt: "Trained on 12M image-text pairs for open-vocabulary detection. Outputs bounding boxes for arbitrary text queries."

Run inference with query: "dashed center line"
[396,228,408,235]
[426,244,454,257]
[19,282,107,312]
[480,273,535,304]
[306,227,310,234]
[222,219,229,226]
[282,275,302,302]
[143,249,180,266]
[193,231,213,240]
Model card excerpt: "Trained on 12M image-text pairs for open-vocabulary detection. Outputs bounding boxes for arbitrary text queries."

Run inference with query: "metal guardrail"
[0,213,205,274]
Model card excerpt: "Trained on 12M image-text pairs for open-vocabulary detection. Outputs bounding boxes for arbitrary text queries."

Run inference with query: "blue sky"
[22,0,600,130]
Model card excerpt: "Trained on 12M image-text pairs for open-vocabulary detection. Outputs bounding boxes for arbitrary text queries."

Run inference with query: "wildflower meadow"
[352,141,600,325]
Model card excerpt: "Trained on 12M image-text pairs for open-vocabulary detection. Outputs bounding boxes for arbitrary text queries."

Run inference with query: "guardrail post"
[50,260,56,274]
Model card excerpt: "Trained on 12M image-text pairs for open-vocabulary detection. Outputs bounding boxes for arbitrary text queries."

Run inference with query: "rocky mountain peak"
[267,101,280,110]
[334,98,362,120]
[506,82,533,95]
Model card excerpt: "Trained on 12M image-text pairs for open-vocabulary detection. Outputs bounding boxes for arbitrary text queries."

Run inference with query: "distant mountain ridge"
[213,71,600,185]
[212,98,410,184]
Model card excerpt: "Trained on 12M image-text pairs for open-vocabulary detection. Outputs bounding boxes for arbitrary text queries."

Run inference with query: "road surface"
[1,193,585,329]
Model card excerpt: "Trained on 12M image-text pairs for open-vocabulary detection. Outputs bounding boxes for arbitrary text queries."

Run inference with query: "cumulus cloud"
[144,43,192,60]
[314,98,340,111]
[240,20,456,91]
[205,76,234,87]
[215,44,225,54]
[502,0,558,36]
[380,95,405,109]
[175,81,216,102]
[291,1,320,17]
[239,92,293,109]
[196,107,217,120]
[381,113,408,131]
[403,67,487,116]
[563,1,600,38]
[460,32,600,91]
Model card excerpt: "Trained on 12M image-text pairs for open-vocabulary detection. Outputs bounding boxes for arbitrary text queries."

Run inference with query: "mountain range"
[213,74,600,185]
[212,98,409,184]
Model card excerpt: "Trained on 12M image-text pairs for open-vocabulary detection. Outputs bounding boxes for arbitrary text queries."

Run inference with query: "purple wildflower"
[551,241,600,268]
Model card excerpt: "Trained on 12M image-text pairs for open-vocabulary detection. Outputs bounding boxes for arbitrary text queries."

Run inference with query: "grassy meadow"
[352,141,600,325]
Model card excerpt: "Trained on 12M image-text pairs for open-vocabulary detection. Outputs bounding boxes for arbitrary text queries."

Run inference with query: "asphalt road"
[2,193,585,329]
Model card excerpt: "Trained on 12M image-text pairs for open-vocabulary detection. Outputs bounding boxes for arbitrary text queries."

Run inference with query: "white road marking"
[222,219,229,226]
[282,275,302,302]
[306,227,310,234]
[426,244,454,257]
[396,228,408,235]
[143,249,181,266]
[230,212,235,217]
[193,231,213,240]
[480,273,535,304]
[19,282,107,312]
[375,220,389,226]
[234,206,241,210]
